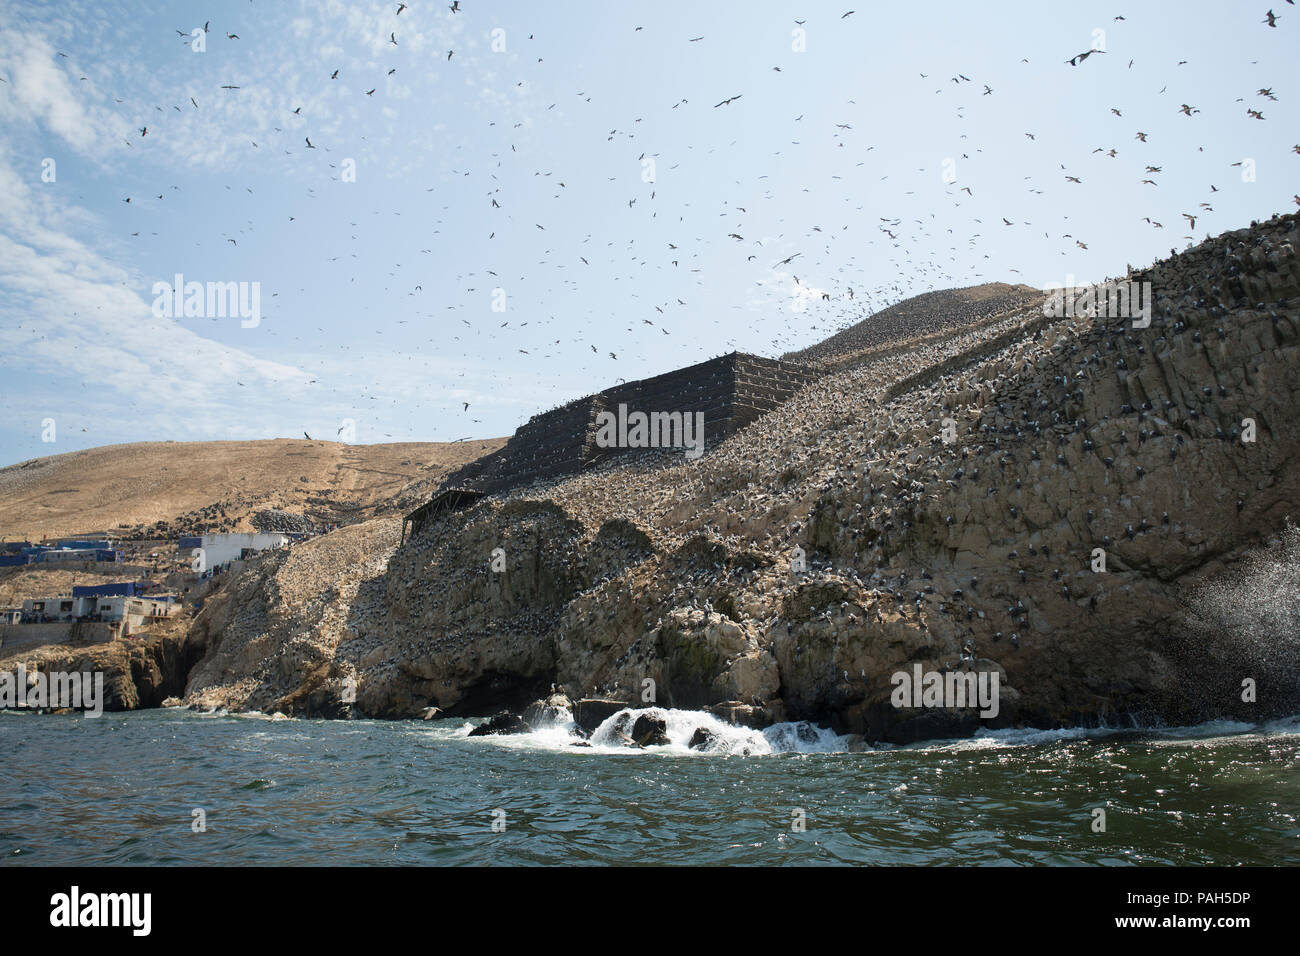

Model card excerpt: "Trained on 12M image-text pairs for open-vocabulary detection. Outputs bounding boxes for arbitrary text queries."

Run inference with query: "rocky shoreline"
[1,618,203,713]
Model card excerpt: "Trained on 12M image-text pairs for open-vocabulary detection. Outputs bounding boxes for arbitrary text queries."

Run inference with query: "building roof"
[402,487,486,543]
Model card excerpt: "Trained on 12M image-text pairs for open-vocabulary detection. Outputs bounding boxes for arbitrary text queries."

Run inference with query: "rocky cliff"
[2,616,203,712]
[181,214,1300,741]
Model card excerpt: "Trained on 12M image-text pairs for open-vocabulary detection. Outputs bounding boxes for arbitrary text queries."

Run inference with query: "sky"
[0,0,1295,466]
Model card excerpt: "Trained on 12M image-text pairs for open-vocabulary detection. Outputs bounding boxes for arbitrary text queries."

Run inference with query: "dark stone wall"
[437,352,819,498]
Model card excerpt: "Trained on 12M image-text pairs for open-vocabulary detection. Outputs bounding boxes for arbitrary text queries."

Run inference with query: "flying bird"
[1066,49,1104,66]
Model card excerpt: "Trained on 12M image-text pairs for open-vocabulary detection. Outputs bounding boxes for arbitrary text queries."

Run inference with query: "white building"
[22,597,78,621]
[183,532,289,570]
[20,595,179,624]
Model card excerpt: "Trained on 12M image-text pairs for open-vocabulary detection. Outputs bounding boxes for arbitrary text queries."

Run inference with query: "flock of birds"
[8,3,1295,445]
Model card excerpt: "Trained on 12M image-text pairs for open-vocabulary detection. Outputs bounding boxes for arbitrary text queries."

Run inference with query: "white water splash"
[460,705,850,755]
[464,705,1300,756]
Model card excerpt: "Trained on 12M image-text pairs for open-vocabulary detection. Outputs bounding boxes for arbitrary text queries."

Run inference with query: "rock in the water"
[707,701,773,729]
[688,727,716,750]
[467,712,532,736]
[631,712,670,746]
[573,698,626,734]
[523,692,572,727]
[607,711,633,742]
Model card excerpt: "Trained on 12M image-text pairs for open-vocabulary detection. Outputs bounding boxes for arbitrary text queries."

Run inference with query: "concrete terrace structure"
[404,352,819,538]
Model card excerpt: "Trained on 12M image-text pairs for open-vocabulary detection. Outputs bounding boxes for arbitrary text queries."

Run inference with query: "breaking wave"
[455,705,847,755]
[447,706,1300,756]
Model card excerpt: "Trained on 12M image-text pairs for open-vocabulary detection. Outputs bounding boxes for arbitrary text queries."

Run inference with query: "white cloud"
[0,148,309,427]
[0,28,129,155]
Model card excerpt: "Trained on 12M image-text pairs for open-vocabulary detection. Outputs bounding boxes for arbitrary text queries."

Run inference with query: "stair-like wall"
[434,352,820,501]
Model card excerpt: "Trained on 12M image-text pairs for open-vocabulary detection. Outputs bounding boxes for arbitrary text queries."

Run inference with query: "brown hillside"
[0,438,505,540]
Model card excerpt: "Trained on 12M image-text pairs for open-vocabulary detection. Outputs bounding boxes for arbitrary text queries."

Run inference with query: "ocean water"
[2,707,1298,866]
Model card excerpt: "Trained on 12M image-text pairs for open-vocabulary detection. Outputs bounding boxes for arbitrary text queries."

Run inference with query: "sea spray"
[462,705,850,755]
[1179,521,1300,717]
[588,707,773,753]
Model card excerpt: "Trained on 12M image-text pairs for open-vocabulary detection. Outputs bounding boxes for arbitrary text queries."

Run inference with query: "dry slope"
[0,438,504,540]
